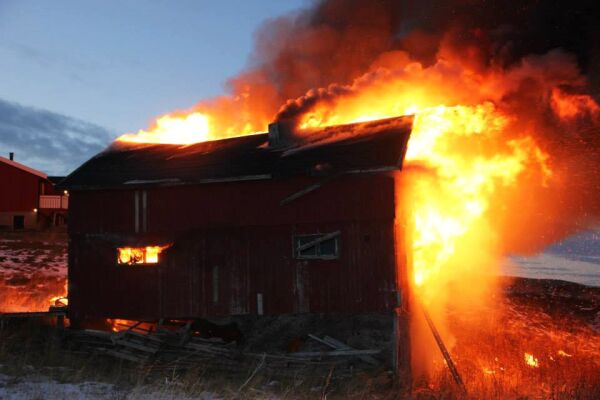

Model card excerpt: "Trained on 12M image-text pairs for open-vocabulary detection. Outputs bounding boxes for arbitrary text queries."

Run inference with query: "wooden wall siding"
[68,174,403,320]
[68,174,395,234]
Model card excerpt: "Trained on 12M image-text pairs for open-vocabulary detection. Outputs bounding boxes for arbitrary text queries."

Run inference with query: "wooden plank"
[280,173,344,206]
[323,336,379,366]
[307,334,333,348]
[287,349,380,358]
[119,330,164,343]
[308,334,379,365]
[114,339,160,354]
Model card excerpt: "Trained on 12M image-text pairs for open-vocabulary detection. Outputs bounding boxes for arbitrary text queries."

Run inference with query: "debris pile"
[66,319,383,378]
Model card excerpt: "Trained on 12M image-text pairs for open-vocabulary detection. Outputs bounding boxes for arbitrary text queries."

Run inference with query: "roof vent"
[9,152,14,161]
[268,121,294,148]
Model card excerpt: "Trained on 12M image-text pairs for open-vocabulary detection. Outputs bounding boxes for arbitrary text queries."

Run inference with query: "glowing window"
[117,245,169,265]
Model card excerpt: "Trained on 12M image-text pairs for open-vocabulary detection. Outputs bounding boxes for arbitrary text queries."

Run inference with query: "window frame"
[294,231,341,260]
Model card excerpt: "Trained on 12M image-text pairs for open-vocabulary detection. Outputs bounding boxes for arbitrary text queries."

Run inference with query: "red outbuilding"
[60,116,413,370]
[0,153,68,230]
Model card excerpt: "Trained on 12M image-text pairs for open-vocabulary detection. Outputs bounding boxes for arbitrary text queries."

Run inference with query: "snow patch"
[0,374,119,400]
[502,253,600,287]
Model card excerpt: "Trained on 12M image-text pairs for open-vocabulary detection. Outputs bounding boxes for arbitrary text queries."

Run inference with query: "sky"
[0,0,306,174]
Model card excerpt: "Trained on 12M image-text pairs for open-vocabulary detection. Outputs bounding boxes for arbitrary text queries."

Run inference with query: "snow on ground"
[501,228,600,287]
[0,373,119,400]
[503,253,600,287]
[0,239,66,278]
[0,373,223,400]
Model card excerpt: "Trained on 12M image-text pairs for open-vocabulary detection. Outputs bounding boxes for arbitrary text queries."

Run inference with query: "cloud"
[0,98,115,175]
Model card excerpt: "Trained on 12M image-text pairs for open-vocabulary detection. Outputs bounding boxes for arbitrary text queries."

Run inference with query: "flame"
[524,352,539,368]
[117,113,210,144]
[48,281,68,307]
[108,318,135,332]
[551,88,600,120]
[117,245,171,265]
[117,111,263,145]
[294,100,552,296]
[406,106,551,291]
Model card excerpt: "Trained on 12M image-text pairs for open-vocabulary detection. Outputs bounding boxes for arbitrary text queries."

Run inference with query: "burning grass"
[0,277,598,399]
[0,231,67,313]
[413,277,600,399]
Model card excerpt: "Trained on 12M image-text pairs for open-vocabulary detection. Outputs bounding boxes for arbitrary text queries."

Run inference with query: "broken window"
[294,231,340,260]
[117,245,170,265]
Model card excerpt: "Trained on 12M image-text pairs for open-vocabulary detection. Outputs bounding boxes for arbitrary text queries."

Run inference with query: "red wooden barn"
[60,116,413,329]
[0,153,68,230]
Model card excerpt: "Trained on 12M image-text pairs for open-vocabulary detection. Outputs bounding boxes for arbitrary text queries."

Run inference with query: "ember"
[524,352,539,368]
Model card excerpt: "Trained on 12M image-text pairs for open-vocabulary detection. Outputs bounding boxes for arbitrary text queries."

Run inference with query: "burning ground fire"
[0,236,67,313]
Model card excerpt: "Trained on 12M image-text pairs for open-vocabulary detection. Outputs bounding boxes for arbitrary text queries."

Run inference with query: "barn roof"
[60,115,413,190]
[0,156,47,179]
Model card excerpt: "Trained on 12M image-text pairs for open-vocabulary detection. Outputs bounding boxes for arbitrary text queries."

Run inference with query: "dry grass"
[0,320,406,399]
[409,279,600,400]
[2,306,597,399]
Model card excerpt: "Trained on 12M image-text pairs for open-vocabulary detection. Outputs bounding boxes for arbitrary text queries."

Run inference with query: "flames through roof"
[60,115,413,190]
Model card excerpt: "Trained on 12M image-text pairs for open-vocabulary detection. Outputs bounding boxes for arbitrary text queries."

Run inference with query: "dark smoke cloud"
[235,0,600,125]
[0,98,114,175]
[275,84,353,124]
[226,0,599,251]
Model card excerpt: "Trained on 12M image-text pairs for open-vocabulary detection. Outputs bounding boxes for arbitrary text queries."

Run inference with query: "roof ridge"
[0,156,47,179]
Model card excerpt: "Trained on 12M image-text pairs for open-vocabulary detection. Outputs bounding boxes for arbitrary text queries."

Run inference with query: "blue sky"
[0,0,306,173]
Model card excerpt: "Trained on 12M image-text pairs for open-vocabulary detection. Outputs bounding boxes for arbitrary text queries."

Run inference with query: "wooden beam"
[308,334,379,365]
[280,173,344,206]
[289,349,380,358]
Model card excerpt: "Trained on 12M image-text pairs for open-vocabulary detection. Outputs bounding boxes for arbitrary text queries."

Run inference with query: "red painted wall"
[68,174,406,320]
[0,162,42,212]
[69,174,396,233]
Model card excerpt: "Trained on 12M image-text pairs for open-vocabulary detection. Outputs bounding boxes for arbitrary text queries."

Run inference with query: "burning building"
[59,116,413,368]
